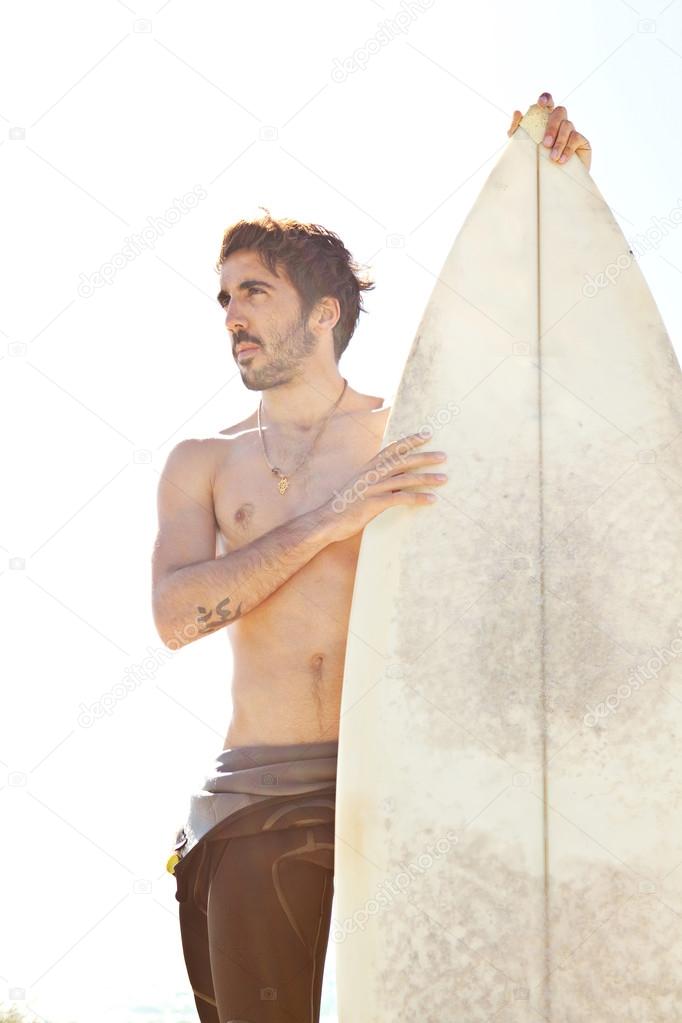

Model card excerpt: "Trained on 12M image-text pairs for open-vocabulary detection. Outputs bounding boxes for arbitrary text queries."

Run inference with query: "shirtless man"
[152,223,447,1023]
[151,267,443,744]
[152,93,591,1023]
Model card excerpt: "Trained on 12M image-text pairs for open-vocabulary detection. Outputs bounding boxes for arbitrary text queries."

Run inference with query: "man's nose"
[225,304,247,333]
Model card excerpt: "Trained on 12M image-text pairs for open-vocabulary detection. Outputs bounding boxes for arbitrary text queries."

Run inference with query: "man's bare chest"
[212,411,389,555]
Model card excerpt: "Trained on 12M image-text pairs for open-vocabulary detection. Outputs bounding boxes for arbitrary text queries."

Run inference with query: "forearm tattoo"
[195,595,243,634]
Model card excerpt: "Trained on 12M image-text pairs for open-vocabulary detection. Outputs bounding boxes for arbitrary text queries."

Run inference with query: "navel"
[310,652,325,677]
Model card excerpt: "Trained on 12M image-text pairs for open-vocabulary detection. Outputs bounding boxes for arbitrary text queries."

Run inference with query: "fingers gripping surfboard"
[333,104,682,1021]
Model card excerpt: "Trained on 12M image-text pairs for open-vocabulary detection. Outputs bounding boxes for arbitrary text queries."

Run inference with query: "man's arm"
[151,439,337,650]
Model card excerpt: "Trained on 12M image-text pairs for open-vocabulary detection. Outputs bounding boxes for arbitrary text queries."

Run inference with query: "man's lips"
[236,344,260,358]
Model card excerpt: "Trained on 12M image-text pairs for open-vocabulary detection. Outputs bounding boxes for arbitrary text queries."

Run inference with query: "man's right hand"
[317,431,448,543]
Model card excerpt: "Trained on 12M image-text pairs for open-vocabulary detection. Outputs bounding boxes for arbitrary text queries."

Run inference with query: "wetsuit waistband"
[173,738,339,860]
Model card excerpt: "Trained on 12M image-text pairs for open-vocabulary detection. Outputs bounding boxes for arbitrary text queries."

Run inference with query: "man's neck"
[259,371,348,432]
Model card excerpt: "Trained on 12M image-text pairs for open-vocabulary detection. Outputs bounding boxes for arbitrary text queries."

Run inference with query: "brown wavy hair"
[215,207,374,363]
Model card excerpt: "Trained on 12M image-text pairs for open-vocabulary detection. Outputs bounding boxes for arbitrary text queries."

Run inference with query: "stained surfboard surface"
[333,104,682,1021]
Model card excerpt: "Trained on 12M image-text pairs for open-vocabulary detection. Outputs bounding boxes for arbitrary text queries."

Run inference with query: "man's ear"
[315,295,341,333]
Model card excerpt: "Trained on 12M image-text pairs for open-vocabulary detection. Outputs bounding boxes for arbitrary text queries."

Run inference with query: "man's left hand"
[507,92,592,172]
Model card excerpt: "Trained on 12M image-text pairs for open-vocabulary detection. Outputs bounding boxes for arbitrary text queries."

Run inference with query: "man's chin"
[238,371,262,391]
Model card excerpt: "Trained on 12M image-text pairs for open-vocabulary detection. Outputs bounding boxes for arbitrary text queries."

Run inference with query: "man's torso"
[202,394,390,748]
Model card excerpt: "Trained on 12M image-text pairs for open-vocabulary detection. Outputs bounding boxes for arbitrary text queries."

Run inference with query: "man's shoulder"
[162,430,241,480]
[335,395,388,442]
[346,396,391,440]
[365,397,392,420]
[351,391,391,415]
[369,400,391,415]
[166,432,232,455]
[171,414,255,450]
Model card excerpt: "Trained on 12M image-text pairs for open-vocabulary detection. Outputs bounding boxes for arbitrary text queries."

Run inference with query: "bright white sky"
[1,0,681,1020]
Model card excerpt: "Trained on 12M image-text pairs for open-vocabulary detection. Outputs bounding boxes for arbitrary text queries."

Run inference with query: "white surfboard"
[333,104,682,1021]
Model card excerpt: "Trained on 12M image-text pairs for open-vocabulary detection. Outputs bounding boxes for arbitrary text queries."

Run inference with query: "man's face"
[218,249,318,391]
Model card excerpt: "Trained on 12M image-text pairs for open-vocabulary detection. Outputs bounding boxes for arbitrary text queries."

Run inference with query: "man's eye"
[221,288,263,307]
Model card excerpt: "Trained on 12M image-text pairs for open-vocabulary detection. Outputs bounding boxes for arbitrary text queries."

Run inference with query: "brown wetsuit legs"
[175,797,335,1023]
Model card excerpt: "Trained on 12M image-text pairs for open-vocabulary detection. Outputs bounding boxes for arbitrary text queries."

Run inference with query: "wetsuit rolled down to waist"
[167,739,339,1023]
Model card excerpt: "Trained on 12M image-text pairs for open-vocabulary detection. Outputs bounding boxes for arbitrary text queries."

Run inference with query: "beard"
[235,311,318,391]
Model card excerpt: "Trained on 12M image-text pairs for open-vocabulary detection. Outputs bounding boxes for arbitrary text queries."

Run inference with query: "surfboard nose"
[518,102,551,144]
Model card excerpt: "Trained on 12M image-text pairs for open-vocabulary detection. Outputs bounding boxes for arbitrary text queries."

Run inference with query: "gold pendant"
[278,476,289,495]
